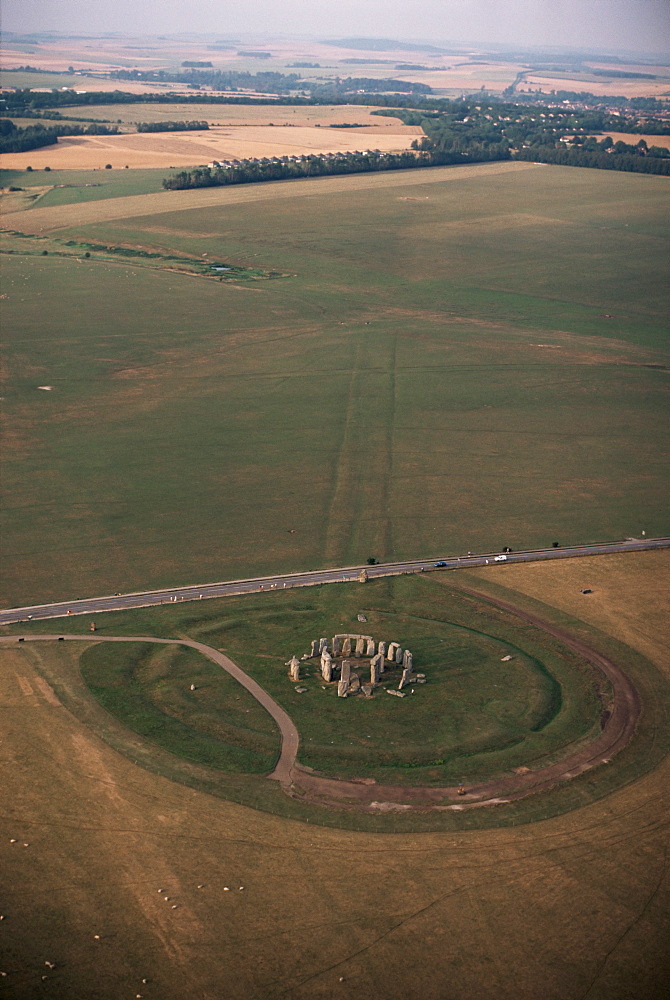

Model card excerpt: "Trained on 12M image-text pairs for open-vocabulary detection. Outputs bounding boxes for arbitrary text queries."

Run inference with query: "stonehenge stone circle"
[291,633,420,699]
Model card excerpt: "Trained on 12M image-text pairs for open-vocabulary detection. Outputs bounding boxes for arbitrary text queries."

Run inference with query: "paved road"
[0,633,298,786]
[1,536,668,625]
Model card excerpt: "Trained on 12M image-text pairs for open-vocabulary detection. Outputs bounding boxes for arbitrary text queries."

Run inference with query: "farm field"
[1,161,669,606]
[0,122,421,171]
[1,551,668,999]
[49,103,417,127]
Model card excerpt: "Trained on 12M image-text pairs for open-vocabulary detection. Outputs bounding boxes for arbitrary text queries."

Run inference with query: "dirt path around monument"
[0,589,641,812]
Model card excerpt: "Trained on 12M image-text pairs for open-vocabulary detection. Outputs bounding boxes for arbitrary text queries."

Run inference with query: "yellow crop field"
[0,123,422,171]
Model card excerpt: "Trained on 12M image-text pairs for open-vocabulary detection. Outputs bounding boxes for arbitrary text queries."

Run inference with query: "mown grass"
[80,641,279,773]
[0,167,180,206]
[9,566,666,834]
[2,164,669,606]
[69,576,604,786]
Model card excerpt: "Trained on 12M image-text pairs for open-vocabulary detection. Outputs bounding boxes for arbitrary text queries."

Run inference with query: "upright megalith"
[287,656,301,682]
[378,640,387,658]
[340,660,352,685]
[321,649,333,682]
[337,678,349,698]
[332,635,342,656]
[355,637,366,657]
[395,645,404,665]
[319,637,329,654]
[310,639,319,658]
[403,649,413,671]
[366,638,376,657]
[370,656,382,686]
[387,642,399,663]
[399,666,413,690]
[342,636,352,656]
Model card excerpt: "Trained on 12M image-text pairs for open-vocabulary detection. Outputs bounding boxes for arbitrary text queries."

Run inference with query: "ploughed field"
[1,161,669,606]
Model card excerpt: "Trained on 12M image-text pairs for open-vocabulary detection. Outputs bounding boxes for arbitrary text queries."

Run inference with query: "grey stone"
[342,637,352,656]
[370,659,380,686]
[287,656,301,682]
[403,649,412,670]
[340,660,352,684]
[355,637,366,657]
[377,641,387,658]
[310,640,319,657]
[399,666,413,690]
[332,636,341,655]
[387,689,406,698]
[337,679,349,698]
[395,646,404,665]
[319,637,329,654]
[361,684,374,697]
[387,642,399,663]
[366,639,376,657]
[349,675,361,693]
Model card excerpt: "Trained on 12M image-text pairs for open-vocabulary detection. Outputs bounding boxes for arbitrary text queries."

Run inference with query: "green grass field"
[2,163,669,606]
[6,565,668,835]
[65,575,605,787]
[1,167,180,207]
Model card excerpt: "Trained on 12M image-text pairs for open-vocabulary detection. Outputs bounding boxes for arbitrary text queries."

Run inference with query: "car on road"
[494,554,508,562]
[434,561,447,567]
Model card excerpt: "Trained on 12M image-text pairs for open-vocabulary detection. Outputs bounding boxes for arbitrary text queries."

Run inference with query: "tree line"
[136,120,209,132]
[0,119,118,153]
[161,145,506,191]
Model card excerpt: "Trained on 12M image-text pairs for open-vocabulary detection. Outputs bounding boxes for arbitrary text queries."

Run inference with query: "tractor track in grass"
[0,582,641,812]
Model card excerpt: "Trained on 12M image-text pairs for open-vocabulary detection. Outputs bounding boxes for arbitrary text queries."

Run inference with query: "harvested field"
[588,132,670,150]
[1,553,668,998]
[524,73,670,98]
[0,123,421,171]
[56,103,415,127]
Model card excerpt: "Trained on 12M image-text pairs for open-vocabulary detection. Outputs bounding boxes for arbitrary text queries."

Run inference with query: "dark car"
[435,561,447,567]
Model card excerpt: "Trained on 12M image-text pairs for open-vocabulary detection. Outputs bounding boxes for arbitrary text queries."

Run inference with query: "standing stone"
[378,640,387,658]
[370,658,381,686]
[337,679,349,698]
[355,637,366,657]
[322,658,333,683]
[342,637,352,656]
[310,639,319,657]
[366,638,376,657]
[395,646,404,665]
[403,649,413,671]
[387,642,399,663]
[340,660,352,685]
[399,666,413,690]
[287,656,301,682]
[319,637,329,654]
[332,635,341,656]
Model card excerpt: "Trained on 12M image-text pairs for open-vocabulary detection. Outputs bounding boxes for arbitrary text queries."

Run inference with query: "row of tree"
[514,145,670,174]
[162,146,506,190]
[0,119,118,153]
[136,120,209,132]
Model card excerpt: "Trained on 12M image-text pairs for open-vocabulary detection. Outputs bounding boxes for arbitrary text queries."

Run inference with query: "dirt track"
[0,586,641,812]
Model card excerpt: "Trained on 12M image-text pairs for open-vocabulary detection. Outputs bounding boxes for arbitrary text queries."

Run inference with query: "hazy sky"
[3,1,669,54]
